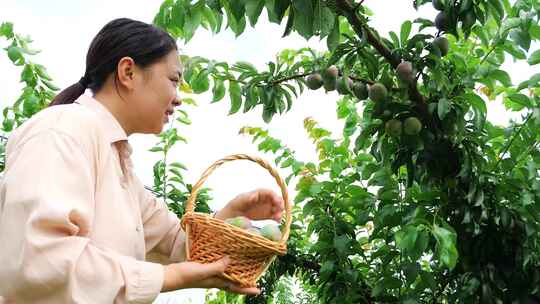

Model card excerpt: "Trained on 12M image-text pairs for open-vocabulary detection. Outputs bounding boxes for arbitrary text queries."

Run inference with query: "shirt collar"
[74,93,128,144]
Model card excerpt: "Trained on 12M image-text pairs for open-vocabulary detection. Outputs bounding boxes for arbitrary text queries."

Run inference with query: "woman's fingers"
[226,284,261,295]
[176,256,230,286]
[200,256,230,277]
[203,277,261,295]
[166,258,261,294]
[198,256,230,278]
[184,275,260,295]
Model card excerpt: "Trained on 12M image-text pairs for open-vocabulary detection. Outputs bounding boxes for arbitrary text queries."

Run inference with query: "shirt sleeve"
[136,181,187,264]
[0,128,163,304]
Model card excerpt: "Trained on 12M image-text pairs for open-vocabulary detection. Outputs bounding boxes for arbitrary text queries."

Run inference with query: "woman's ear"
[116,56,137,90]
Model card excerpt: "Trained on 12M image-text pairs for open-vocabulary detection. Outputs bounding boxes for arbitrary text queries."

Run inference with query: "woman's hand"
[215,188,285,222]
[161,256,260,295]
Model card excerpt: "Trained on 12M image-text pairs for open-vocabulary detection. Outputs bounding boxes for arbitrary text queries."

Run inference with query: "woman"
[0,18,284,303]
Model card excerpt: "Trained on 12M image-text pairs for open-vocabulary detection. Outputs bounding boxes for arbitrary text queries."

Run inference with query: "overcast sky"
[0,1,538,303]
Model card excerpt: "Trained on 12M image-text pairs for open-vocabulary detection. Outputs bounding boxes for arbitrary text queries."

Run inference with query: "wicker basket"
[180,154,292,287]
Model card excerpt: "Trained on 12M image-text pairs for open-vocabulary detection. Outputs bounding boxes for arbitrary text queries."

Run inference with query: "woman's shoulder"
[6,103,105,155]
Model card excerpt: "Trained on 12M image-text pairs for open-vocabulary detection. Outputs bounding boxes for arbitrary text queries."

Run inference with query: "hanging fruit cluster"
[305,65,368,100]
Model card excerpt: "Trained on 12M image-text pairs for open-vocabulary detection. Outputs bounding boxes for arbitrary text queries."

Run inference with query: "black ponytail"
[49,18,177,106]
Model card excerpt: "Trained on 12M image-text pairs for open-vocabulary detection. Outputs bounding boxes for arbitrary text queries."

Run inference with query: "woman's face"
[130,50,182,134]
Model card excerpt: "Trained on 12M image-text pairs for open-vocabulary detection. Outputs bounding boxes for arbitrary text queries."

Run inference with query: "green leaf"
[7,46,25,66]
[487,0,504,19]
[415,229,429,257]
[400,21,412,46]
[314,3,335,38]
[35,64,52,81]
[507,93,531,109]
[292,0,314,39]
[211,79,225,102]
[262,105,273,123]
[0,22,14,38]
[245,0,265,27]
[200,6,217,33]
[280,158,294,168]
[225,5,246,37]
[21,64,36,86]
[42,79,60,91]
[184,4,203,42]
[169,176,185,185]
[319,261,334,281]
[528,49,540,66]
[265,0,290,24]
[389,31,400,48]
[244,85,259,113]
[371,280,385,297]
[465,93,487,129]
[437,98,451,120]
[432,224,458,270]
[530,23,540,39]
[474,189,484,206]
[228,81,242,115]
[404,263,421,286]
[503,43,527,59]
[372,277,401,297]
[229,0,246,23]
[176,115,192,125]
[490,69,512,86]
[420,271,437,292]
[2,117,14,132]
[169,162,187,170]
[510,29,531,51]
[181,97,197,106]
[282,5,295,37]
[333,235,351,256]
[22,92,40,117]
[327,17,340,51]
[395,225,418,254]
[517,73,540,90]
[191,70,210,93]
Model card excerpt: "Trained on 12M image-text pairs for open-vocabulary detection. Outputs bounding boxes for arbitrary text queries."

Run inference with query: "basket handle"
[184,154,292,243]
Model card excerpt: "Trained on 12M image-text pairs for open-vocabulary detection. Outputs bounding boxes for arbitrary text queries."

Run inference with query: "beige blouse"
[0,94,186,303]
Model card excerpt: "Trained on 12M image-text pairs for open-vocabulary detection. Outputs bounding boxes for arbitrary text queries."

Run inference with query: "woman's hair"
[48,18,177,107]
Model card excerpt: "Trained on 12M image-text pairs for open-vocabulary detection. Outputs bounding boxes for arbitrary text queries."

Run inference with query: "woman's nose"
[173,96,182,107]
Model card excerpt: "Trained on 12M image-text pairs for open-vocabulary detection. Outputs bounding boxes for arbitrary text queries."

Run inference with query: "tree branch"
[335,0,429,119]
[145,185,162,197]
[271,71,377,87]
[493,111,534,171]
[337,3,399,68]
[270,72,312,85]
